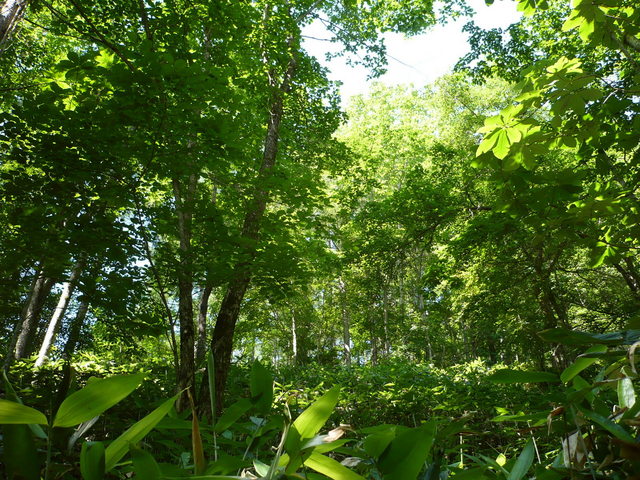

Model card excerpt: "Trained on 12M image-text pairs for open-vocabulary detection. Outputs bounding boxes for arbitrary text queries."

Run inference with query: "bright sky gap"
[303,0,522,104]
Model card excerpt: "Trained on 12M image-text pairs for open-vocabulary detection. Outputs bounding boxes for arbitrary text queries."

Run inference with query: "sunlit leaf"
[54,373,145,428]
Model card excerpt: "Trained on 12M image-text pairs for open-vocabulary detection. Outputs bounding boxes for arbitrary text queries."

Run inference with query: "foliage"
[2,0,640,478]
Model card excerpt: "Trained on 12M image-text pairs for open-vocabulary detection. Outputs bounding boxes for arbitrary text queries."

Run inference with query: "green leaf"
[476,130,500,156]
[131,446,162,480]
[250,360,273,415]
[104,393,178,471]
[2,424,41,480]
[539,328,640,346]
[492,412,548,423]
[293,386,340,440]
[214,398,253,433]
[54,373,145,428]
[517,0,548,16]
[363,426,396,458]
[0,399,48,425]
[253,459,270,477]
[617,377,636,411]
[3,371,47,439]
[493,130,511,160]
[80,441,105,480]
[286,386,340,457]
[507,440,534,480]
[303,452,364,480]
[488,369,559,384]
[560,345,607,383]
[579,407,635,442]
[378,421,436,480]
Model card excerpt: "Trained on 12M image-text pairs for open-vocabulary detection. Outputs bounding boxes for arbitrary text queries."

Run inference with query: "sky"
[302,0,522,104]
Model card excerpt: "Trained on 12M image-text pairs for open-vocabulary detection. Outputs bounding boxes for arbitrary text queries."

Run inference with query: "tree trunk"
[196,284,213,366]
[338,278,351,366]
[61,297,90,361]
[417,292,433,363]
[209,45,297,412]
[614,258,640,302]
[12,270,54,363]
[291,307,298,365]
[0,0,28,50]
[173,174,197,411]
[35,258,84,367]
[4,269,38,368]
[382,284,390,356]
[531,249,568,369]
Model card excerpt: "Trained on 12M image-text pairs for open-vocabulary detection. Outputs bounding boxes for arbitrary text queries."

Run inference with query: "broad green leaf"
[617,377,636,410]
[214,398,253,433]
[492,412,548,423]
[80,441,105,480]
[488,369,559,384]
[517,0,548,16]
[104,393,178,471]
[493,130,511,160]
[253,459,270,477]
[285,386,340,457]
[250,360,273,414]
[54,373,145,428]
[539,328,640,346]
[131,446,162,480]
[363,426,396,458]
[0,399,47,425]
[3,371,47,438]
[292,386,340,440]
[579,407,635,442]
[2,424,41,480]
[476,130,500,156]
[378,421,436,480]
[560,345,607,383]
[302,438,349,454]
[590,245,611,268]
[507,440,534,480]
[304,452,364,480]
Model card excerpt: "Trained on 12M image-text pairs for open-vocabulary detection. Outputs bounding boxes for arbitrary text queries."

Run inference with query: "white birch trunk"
[0,0,27,47]
[35,260,84,367]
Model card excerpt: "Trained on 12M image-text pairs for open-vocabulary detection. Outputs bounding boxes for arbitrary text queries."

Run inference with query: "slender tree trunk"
[531,249,568,369]
[61,297,90,361]
[209,40,298,412]
[0,0,28,50]
[338,278,351,366]
[614,259,640,301]
[35,258,84,367]
[196,284,213,367]
[4,269,38,368]
[173,174,197,411]
[211,270,251,411]
[12,270,54,363]
[417,292,433,362]
[194,183,217,368]
[291,307,298,365]
[382,285,390,356]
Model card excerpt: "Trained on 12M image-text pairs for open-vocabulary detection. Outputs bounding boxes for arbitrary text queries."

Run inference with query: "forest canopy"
[1,0,640,479]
